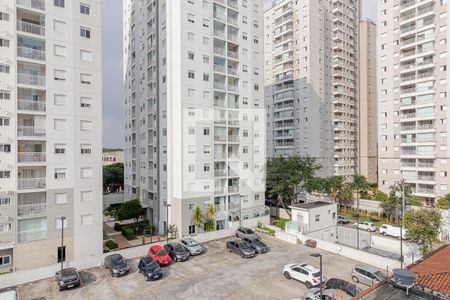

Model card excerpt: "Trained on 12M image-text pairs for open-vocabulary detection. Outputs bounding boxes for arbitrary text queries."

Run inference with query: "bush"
[104,240,118,250]
[273,218,288,230]
[114,223,122,231]
[121,227,136,240]
[369,216,381,222]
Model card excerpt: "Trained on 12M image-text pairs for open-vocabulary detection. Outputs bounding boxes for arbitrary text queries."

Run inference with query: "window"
[0,64,10,73]
[0,90,10,100]
[80,27,91,38]
[187,13,195,23]
[81,190,93,202]
[80,144,92,154]
[0,117,10,126]
[203,73,209,81]
[0,255,11,266]
[203,128,210,135]
[55,218,68,229]
[203,145,211,153]
[80,97,92,108]
[188,52,194,60]
[203,55,209,63]
[54,0,65,8]
[54,168,67,179]
[80,50,92,62]
[0,12,10,21]
[80,73,92,84]
[203,164,210,172]
[81,214,93,226]
[54,94,66,106]
[81,167,93,178]
[0,39,9,47]
[54,69,66,81]
[0,196,11,206]
[189,225,195,234]
[188,165,195,172]
[54,44,66,56]
[188,70,195,79]
[0,144,10,153]
[54,143,66,154]
[80,120,93,131]
[80,3,90,15]
[315,215,320,222]
[53,20,66,32]
[54,119,66,130]
[55,193,67,204]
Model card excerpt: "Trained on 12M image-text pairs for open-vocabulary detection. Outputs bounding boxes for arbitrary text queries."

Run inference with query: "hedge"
[121,227,136,240]
[105,240,119,250]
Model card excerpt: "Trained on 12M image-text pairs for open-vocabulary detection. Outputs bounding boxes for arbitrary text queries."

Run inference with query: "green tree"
[403,208,442,256]
[191,206,204,233]
[380,195,400,222]
[374,191,389,202]
[436,195,450,209]
[334,183,354,209]
[116,199,145,223]
[205,204,217,231]
[103,163,124,193]
[266,156,321,218]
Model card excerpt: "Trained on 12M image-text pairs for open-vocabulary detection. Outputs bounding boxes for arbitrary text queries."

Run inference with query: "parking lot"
[17,235,367,300]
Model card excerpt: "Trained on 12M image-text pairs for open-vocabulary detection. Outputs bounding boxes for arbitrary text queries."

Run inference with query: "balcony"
[214,169,226,177]
[18,228,47,242]
[17,0,45,10]
[17,47,46,61]
[18,203,46,217]
[18,126,45,137]
[17,73,45,87]
[17,20,45,36]
[18,178,46,190]
[18,152,46,163]
[214,135,226,142]
[228,186,239,193]
[18,99,46,112]
[228,135,239,142]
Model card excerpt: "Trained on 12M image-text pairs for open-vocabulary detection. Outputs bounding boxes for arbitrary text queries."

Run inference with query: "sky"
[102,0,377,148]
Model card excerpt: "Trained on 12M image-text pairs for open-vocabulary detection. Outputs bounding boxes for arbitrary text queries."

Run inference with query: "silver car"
[352,264,386,286]
[235,227,260,240]
[180,238,204,255]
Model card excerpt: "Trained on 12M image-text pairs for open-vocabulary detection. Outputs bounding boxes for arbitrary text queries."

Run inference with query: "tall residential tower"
[378,0,450,204]
[0,0,103,272]
[123,0,268,236]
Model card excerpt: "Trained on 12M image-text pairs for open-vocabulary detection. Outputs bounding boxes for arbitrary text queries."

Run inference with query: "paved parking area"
[17,236,367,300]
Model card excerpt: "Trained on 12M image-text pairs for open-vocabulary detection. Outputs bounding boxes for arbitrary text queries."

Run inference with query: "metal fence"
[337,226,372,249]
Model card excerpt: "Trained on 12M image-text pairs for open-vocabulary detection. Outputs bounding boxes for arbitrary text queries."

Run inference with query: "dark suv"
[138,256,163,281]
[242,237,269,254]
[164,242,190,262]
[104,254,130,277]
[226,240,256,258]
[55,268,80,291]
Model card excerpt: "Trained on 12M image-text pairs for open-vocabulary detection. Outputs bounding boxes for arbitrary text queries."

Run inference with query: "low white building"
[287,201,337,242]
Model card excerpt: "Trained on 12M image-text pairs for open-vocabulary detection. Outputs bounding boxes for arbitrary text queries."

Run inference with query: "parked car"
[379,224,407,239]
[337,215,350,224]
[0,289,18,300]
[352,264,386,286]
[304,288,351,300]
[242,237,269,254]
[283,263,326,288]
[104,254,130,277]
[235,227,260,240]
[226,240,256,258]
[148,245,172,266]
[55,267,80,291]
[353,221,377,232]
[179,237,204,256]
[324,278,363,297]
[138,256,163,281]
[163,242,190,262]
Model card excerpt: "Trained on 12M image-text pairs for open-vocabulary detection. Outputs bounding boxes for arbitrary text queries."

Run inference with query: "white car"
[283,263,326,288]
[379,224,408,239]
[353,221,377,232]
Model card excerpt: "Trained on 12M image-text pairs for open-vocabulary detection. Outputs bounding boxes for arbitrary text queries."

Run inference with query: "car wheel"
[352,276,359,283]
[367,228,371,232]
[283,271,291,280]
[353,225,357,228]
[59,286,63,292]
[383,232,387,236]
[235,233,239,237]
[305,281,312,289]
[146,275,151,281]
[227,246,231,252]
[110,270,115,277]
[240,253,244,258]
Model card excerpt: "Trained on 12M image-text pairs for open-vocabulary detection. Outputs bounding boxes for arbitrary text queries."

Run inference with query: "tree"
[205,204,217,231]
[191,206,204,233]
[436,194,450,209]
[380,195,400,222]
[266,156,321,218]
[103,163,124,193]
[374,191,388,202]
[403,208,442,256]
[334,183,354,208]
[116,199,145,223]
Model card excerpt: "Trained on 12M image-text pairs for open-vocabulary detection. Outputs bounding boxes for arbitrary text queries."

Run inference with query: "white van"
[379,224,407,239]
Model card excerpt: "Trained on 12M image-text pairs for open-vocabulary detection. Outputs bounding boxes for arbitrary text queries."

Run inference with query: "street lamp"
[164,201,171,244]
[310,253,323,299]
[60,216,66,271]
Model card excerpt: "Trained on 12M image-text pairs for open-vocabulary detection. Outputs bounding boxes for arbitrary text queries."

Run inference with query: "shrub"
[114,223,122,231]
[369,216,381,222]
[273,218,288,230]
[121,227,136,240]
[105,240,118,250]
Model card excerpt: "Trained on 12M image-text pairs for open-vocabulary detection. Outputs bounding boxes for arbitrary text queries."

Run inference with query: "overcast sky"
[102,0,377,148]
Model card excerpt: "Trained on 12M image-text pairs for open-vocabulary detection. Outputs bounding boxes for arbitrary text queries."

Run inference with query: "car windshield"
[239,243,252,250]
[245,229,255,234]
[111,256,124,264]
[146,261,159,270]
[374,271,386,279]
[173,244,185,251]
[186,239,198,246]
[156,250,167,256]
[61,268,77,276]
[252,239,264,247]
[312,271,322,277]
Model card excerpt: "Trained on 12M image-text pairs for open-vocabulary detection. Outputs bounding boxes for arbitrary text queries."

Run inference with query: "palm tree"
[191,206,203,234]
[205,204,217,231]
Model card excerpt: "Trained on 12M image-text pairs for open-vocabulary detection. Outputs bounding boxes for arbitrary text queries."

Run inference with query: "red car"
[148,245,172,266]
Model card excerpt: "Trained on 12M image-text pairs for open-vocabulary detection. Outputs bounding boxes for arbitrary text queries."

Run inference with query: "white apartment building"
[123,0,268,237]
[264,0,361,178]
[378,0,450,204]
[0,0,102,272]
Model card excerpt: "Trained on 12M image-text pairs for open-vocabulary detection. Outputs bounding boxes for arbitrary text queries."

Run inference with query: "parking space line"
[100,267,126,300]
[78,273,93,300]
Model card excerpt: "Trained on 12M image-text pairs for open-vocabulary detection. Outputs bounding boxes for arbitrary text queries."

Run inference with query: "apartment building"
[378,0,450,204]
[0,0,102,272]
[264,0,361,178]
[359,19,377,183]
[123,0,268,237]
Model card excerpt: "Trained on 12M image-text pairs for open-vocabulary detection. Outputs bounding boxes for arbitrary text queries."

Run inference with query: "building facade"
[102,149,124,165]
[359,19,377,183]
[123,0,268,237]
[264,0,361,178]
[0,0,103,272]
[378,0,450,204]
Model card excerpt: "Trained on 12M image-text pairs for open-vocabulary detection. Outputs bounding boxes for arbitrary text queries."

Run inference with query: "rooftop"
[290,201,335,210]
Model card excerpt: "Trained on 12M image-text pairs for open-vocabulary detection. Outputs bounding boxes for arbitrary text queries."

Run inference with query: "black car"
[163,242,190,262]
[226,240,256,258]
[104,254,130,277]
[55,267,80,291]
[325,278,363,297]
[138,256,163,281]
[242,237,269,254]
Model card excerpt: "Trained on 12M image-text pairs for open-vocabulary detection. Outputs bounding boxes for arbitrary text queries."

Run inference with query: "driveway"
[17,235,367,300]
